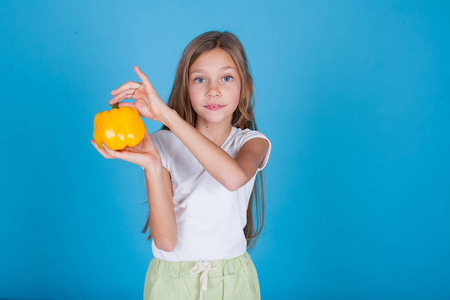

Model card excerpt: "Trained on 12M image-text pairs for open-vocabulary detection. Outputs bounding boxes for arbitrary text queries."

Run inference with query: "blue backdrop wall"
[1,1,449,299]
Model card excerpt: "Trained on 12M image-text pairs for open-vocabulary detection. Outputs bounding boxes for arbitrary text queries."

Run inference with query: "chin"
[198,115,232,126]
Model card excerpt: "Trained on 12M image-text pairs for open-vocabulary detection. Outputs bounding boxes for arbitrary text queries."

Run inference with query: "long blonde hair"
[142,31,265,252]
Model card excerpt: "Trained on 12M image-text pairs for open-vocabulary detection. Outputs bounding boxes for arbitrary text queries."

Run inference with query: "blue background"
[1,1,449,299]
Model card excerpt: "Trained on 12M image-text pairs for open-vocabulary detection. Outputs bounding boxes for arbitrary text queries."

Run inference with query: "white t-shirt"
[150,126,271,262]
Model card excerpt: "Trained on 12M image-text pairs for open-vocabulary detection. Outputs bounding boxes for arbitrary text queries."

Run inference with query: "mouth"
[205,104,225,111]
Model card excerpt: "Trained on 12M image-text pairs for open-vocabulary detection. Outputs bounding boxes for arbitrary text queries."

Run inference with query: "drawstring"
[190,261,218,300]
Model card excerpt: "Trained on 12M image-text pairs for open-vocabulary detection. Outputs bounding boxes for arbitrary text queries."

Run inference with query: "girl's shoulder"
[228,127,271,147]
[150,129,177,145]
[151,128,174,138]
[150,129,181,170]
[227,127,271,171]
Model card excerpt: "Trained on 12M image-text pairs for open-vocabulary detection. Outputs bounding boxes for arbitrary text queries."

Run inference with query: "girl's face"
[188,48,241,128]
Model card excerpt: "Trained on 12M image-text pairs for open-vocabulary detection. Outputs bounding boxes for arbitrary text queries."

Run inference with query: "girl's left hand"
[90,130,162,170]
[108,66,171,124]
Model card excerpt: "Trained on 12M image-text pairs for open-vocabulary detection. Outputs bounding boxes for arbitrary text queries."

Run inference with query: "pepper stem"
[112,103,119,109]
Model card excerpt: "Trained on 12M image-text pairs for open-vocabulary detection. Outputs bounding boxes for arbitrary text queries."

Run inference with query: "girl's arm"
[109,66,269,191]
[144,162,177,252]
[91,132,177,252]
[162,109,269,191]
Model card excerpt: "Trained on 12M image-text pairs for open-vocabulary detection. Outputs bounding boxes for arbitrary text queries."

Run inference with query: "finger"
[134,65,154,89]
[101,143,122,159]
[117,102,136,109]
[103,143,134,162]
[109,89,137,106]
[91,140,113,159]
[111,81,141,95]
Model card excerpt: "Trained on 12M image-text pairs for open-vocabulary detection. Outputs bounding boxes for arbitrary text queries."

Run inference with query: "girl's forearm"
[144,163,177,251]
[161,109,247,191]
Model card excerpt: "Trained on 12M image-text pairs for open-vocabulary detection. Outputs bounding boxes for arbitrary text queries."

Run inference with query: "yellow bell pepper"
[93,103,146,150]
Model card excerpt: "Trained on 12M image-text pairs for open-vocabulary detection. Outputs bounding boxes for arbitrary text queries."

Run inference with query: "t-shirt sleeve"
[240,130,272,171]
[150,131,168,170]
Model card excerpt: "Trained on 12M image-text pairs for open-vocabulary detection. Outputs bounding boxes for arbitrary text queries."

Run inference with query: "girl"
[91,31,271,300]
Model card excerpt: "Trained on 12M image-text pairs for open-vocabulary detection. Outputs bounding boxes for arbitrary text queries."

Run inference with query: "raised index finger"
[134,65,155,89]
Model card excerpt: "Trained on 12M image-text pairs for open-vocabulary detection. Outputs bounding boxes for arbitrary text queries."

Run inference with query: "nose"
[207,82,221,98]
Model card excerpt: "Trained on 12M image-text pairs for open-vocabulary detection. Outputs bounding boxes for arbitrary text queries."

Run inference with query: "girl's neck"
[195,121,232,147]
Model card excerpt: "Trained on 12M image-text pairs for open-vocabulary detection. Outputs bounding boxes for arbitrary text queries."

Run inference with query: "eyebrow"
[189,66,236,75]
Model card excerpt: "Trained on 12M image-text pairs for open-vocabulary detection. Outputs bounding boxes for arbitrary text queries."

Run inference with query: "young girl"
[91,31,271,300]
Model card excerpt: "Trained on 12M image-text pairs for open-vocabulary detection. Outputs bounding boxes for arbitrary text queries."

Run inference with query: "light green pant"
[143,252,260,300]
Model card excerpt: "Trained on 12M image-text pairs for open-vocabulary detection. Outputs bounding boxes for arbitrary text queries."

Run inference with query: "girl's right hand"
[91,130,162,170]
[108,66,170,125]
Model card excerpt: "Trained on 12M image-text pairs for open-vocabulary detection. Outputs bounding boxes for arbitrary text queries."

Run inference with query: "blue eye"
[194,78,205,83]
[223,76,233,82]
